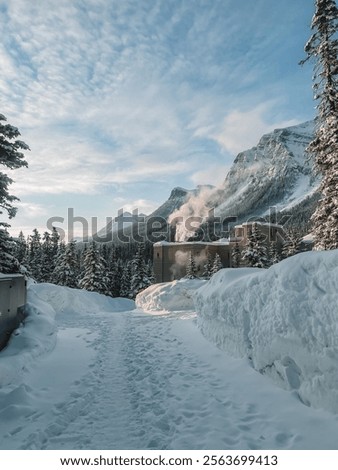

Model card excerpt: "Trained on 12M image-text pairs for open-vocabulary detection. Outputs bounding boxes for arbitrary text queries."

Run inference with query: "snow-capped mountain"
[213,120,318,220]
[169,121,319,239]
[155,120,319,241]
[95,211,148,241]
[149,185,215,220]
[96,120,319,243]
[95,186,214,242]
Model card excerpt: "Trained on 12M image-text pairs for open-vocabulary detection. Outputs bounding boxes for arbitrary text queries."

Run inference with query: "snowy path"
[1,303,338,449]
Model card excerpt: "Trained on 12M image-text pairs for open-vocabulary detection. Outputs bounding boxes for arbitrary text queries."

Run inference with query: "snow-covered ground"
[1,270,338,449]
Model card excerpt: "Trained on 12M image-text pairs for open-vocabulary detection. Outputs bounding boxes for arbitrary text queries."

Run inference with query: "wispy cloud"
[214,103,299,155]
[0,0,315,234]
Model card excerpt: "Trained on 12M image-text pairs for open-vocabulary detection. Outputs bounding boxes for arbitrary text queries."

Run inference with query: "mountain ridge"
[96,120,319,243]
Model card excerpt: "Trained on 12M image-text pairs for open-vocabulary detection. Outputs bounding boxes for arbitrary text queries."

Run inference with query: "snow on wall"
[136,278,206,313]
[195,251,338,413]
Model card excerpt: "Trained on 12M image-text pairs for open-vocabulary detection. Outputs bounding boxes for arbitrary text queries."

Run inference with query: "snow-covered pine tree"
[50,227,60,269]
[52,240,79,288]
[281,228,303,259]
[242,223,269,268]
[145,260,155,285]
[0,114,29,273]
[211,252,223,275]
[269,241,282,265]
[78,242,111,295]
[202,252,213,279]
[0,226,19,273]
[186,251,197,279]
[301,0,338,249]
[108,259,121,298]
[120,261,132,298]
[40,231,54,282]
[281,238,294,259]
[231,241,241,268]
[0,113,29,220]
[28,228,43,281]
[130,244,151,298]
[15,230,27,264]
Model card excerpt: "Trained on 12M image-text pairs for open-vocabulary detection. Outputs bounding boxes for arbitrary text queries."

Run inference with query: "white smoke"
[168,186,218,242]
[170,250,189,278]
[170,248,209,278]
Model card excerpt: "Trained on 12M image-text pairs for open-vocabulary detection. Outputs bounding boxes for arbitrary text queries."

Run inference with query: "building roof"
[235,222,283,229]
[154,239,230,246]
[0,273,25,281]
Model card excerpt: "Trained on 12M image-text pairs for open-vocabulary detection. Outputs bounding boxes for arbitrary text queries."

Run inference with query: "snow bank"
[0,286,57,388]
[195,251,338,413]
[0,283,134,389]
[30,283,135,315]
[136,279,206,313]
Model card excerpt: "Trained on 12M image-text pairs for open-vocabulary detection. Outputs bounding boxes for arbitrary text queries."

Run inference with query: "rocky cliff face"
[154,120,319,241]
[213,120,318,220]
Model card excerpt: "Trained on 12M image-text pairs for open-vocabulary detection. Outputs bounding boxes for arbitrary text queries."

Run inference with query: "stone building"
[153,221,288,283]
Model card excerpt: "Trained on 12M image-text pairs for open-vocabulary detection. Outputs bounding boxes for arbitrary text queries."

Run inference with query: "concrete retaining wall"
[0,274,27,350]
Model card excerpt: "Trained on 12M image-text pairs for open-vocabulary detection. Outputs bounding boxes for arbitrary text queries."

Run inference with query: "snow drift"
[0,284,134,389]
[195,250,338,413]
[0,286,57,388]
[136,278,206,313]
[30,283,135,315]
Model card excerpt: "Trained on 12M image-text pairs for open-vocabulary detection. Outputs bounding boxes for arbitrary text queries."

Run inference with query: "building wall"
[234,223,284,247]
[153,243,231,283]
[0,275,27,350]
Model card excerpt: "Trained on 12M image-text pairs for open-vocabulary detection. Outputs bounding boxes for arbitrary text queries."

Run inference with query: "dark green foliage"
[211,253,223,275]
[301,0,338,249]
[242,223,269,268]
[186,251,197,279]
[231,242,241,268]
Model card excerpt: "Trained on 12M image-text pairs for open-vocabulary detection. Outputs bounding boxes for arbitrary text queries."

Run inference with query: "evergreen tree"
[186,251,197,279]
[145,260,155,285]
[282,238,294,259]
[21,234,31,275]
[78,242,111,295]
[281,229,303,259]
[108,259,122,298]
[0,227,19,273]
[242,223,269,268]
[51,227,60,265]
[130,244,151,298]
[301,0,338,249]
[52,240,79,288]
[231,242,241,268]
[269,241,282,265]
[211,253,223,275]
[202,252,213,279]
[28,228,43,281]
[120,261,132,298]
[15,230,27,264]
[57,240,66,259]
[0,114,29,272]
[0,113,29,219]
[40,231,54,282]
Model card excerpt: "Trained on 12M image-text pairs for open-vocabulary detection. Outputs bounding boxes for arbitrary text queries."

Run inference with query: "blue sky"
[1,0,316,238]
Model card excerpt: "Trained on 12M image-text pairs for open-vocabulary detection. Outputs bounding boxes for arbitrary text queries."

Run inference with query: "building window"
[157,252,160,258]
